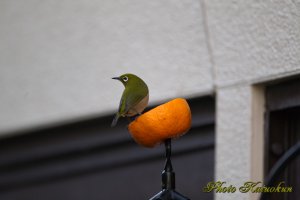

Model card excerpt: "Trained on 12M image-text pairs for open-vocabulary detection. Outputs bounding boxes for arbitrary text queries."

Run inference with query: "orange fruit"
[128,98,192,148]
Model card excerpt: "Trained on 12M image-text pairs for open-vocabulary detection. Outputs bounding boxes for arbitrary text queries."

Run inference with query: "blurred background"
[0,0,299,200]
[0,1,214,199]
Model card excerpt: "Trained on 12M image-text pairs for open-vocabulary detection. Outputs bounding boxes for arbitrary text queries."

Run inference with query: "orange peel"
[128,98,192,148]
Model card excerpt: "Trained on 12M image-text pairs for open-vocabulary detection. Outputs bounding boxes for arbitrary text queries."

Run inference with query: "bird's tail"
[111,113,120,127]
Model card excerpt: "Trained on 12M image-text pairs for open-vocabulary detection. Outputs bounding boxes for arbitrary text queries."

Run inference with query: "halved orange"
[128,98,192,148]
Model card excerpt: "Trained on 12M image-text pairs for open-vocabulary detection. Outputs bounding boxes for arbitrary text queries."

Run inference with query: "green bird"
[111,73,149,127]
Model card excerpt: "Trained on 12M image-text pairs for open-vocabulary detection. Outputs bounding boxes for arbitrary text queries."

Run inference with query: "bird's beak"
[112,77,120,80]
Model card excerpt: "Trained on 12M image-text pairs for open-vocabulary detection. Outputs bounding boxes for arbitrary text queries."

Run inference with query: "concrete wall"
[0,0,213,134]
[207,0,300,88]
[208,0,300,199]
[1,0,300,199]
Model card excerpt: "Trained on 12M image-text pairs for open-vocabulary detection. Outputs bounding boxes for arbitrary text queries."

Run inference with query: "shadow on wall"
[0,96,215,200]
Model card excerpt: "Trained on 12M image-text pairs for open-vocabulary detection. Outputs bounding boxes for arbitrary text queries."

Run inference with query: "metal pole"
[149,139,190,200]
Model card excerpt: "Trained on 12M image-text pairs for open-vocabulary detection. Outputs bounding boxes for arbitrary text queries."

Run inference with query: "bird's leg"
[134,112,142,120]
[131,108,142,120]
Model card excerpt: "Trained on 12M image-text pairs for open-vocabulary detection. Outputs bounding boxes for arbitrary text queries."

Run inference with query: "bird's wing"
[117,95,126,116]
[118,90,145,116]
[111,96,125,126]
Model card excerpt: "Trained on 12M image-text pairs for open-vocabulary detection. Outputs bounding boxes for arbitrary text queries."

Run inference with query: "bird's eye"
[122,76,128,82]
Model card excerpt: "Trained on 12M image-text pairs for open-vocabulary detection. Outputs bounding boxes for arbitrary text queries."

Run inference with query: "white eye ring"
[122,76,128,82]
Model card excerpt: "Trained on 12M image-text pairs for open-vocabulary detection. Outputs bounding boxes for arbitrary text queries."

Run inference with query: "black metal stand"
[149,139,190,200]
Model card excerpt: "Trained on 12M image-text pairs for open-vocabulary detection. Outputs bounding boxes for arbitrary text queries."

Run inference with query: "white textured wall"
[216,85,252,200]
[206,0,300,199]
[206,0,300,87]
[0,0,213,134]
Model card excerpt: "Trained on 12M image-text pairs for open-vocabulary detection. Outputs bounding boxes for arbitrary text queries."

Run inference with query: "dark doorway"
[265,78,300,200]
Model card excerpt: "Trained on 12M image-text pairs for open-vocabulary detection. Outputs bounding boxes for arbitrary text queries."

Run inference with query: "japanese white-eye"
[111,73,149,127]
